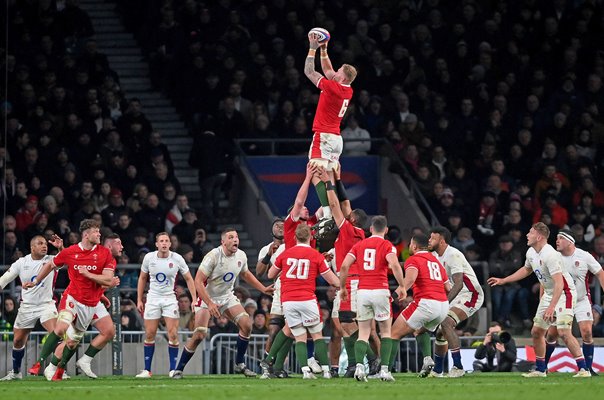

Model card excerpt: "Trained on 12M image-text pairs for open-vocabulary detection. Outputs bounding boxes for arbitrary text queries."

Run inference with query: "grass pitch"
[1,373,602,400]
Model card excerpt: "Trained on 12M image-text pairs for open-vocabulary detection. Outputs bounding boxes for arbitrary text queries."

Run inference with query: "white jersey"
[433,245,483,298]
[258,243,285,266]
[524,244,576,296]
[141,251,189,299]
[200,246,248,299]
[0,254,56,306]
[561,248,602,302]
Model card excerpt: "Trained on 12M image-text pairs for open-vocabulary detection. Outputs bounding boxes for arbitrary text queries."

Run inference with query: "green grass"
[1,373,602,400]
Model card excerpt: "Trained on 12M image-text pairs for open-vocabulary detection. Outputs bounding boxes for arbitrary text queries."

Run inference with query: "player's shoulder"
[170,251,187,264]
[235,248,248,260]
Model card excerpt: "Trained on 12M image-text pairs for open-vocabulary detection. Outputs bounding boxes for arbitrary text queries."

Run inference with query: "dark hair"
[352,209,368,228]
[430,226,451,243]
[411,234,429,249]
[371,215,388,232]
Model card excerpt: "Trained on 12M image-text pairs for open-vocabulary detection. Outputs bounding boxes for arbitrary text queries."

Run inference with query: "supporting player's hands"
[317,166,330,182]
[487,277,505,286]
[543,305,556,323]
[306,162,318,179]
[340,287,349,302]
[101,295,111,309]
[48,234,64,250]
[263,284,275,296]
[322,251,333,262]
[207,301,220,318]
[394,286,406,303]
[332,163,341,180]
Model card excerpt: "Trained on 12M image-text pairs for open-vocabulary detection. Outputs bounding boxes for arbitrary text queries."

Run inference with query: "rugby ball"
[308,27,330,43]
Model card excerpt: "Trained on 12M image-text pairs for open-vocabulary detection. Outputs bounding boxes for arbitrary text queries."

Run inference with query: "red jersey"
[404,251,448,302]
[334,219,365,274]
[347,236,396,290]
[53,243,116,306]
[284,213,317,249]
[312,78,353,134]
[274,244,330,302]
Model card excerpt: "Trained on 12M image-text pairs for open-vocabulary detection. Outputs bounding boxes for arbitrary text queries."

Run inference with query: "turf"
[0,373,602,400]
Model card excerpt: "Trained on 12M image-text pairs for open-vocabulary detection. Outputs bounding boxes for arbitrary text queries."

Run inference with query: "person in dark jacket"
[473,321,517,372]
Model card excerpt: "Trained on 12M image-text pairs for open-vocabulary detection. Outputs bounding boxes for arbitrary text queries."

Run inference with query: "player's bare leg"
[30,313,70,376]
[367,321,381,376]
[225,304,256,377]
[435,308,467,377]
[558,327,590,377]
[329,317,343,377]
[51,324,86,382]
[172,308,211,379]
[75,315,115,378]
[136,318,160,378]
[522,324,548,377]
[544,326,559,371]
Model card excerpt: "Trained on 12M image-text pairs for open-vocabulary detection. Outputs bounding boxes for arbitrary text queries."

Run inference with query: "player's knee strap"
[269,315,285,328]
[339,311,356,323]
[447,310,461,326]
[57,310,74,325]
[66,325,84,342]
[169,340,179,346]
[307,322,323,334]
[290,324,306,337]
[233,311,248,324]
[435,338,448,347]
[194,326,208,334]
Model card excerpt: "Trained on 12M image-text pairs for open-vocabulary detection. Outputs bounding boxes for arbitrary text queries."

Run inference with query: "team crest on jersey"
[68,301,74,309]
[588,312,591,317]
[93,253,98,260]
[238,261,242,268]
[575,261,580,267]
[173,310,178,316]
[559,308,562,312]
[75,254,79,259]
[169,263,173,268]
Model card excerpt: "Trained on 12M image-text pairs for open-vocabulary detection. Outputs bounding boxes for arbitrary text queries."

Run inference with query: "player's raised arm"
[304,33,324,86]
[318,167,345,227]
[487,265,532,287]
[339,253,355,301]
[0,263,20,289]
[387,252,406,298]
[291,163,317,218]
[22,260,57,289]
[319,43,336,80]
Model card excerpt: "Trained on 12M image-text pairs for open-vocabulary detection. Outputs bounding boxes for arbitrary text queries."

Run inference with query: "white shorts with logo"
[198,293,241,315]
[309,132,343,170]
[59,293,97,332]
[356,289,391,322]
[331,279,359,318]
[283,299,321,328]
[14,302,58,329]
[90,301,110,325]
[534,292,576,329]
[450,288,484,319]
[144,295,179,320]
[574,297,594,323]
[402,298,449,331]
[270,278,283,316]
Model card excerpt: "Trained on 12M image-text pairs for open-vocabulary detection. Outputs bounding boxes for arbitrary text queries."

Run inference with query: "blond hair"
[295,224,311,244]
[342,64,357,83]
[532,222,550,239]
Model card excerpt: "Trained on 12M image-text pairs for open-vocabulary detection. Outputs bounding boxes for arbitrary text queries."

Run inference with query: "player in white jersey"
[256,219,286,357]
[544,229,604,375]
[135,232,197,378]
[171,228,274,379]
[0,235,62,380]
[489,223,590,378]
[421,226,484,378]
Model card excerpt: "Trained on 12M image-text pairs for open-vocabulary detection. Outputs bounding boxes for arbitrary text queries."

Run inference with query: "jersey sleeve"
[52,247,69,267]
[176,254,190,275]
[317,254,330,275]
[404,257,418,272]
[274,253,284,271]
[141,253,151,273]
[0,260,21,289]
[448,251,465,275]
[258,244,269,261]
[585,252,603,274]
[545,252,564,276]
[317,77,335,92]
[199,249,217,277]
[347,241,360,260]
[240,252,249,273]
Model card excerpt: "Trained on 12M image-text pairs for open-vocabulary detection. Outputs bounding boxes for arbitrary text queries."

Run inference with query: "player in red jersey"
[269,224,340,379]
[390,234,450,376]
[24,219,117,381]
[50,233,124,379]
[304,32,357,221]
[317,166,377,377]
[284,162,319,250]
[340,216,405,382]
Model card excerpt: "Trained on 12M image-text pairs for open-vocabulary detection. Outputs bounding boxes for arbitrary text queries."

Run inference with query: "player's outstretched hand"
[48,234,64,250]
[207,301,220,318]
[306,161,318,177]
[487,277,504,286]
[137,300,145,314]
[263,284,275,296]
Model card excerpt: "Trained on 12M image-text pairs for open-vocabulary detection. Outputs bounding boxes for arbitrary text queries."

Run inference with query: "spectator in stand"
[533,193,569,229]
[165,194,190,233]
[191,228,213,263]
[15,195,41,232]
[488,235,529,329]
[534,164,570,203]
[101,188,129,230]
[592,236,604,265]
[451,227,475,253]
[125,227,151,262]
[135,194,165,236]
[172,209,203,246]
[252,310,268,334]
[178,293,194,332]
[341,115,371,156]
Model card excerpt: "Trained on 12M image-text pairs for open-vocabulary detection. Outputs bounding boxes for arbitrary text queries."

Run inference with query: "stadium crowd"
[2,0,604,340]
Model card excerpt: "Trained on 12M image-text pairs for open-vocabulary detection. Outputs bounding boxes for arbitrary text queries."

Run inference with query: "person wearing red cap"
[15,195,41,232]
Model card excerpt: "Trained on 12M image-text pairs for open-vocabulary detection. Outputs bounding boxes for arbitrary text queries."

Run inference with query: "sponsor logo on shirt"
[75,265,98,271]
